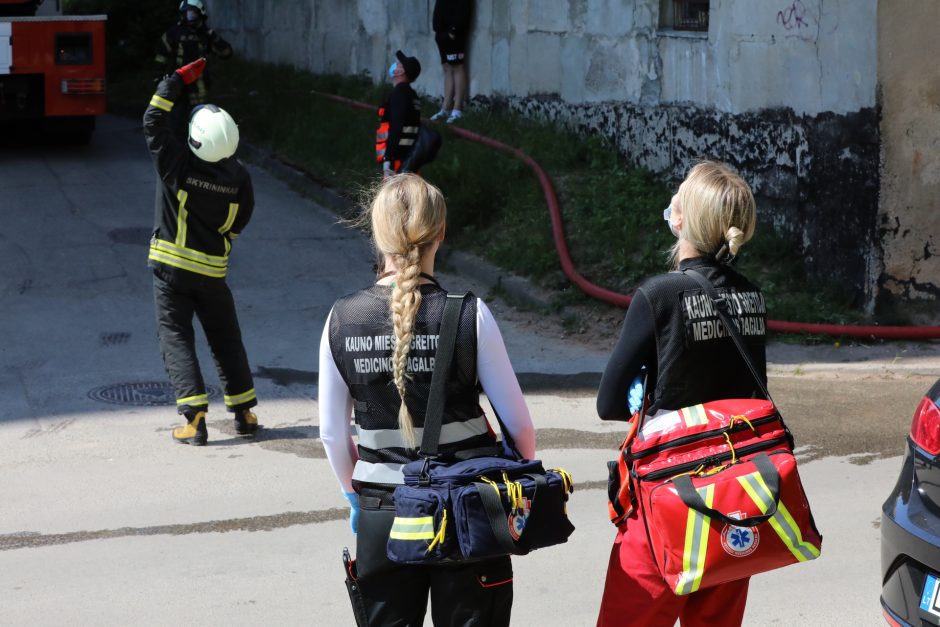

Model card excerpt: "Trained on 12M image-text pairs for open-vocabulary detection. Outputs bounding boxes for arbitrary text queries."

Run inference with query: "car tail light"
[882,607,902,627]
[910,396,940,456]
[61,78,105,95]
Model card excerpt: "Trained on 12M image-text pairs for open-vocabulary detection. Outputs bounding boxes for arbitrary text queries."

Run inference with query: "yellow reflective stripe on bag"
[389,516,435,541]
[680,404,709,427]
[675,483,714,595]
[737,472,820,562]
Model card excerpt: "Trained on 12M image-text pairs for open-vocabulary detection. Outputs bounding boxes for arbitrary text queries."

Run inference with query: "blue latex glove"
[627,368,646,415]
[343,491,360,534]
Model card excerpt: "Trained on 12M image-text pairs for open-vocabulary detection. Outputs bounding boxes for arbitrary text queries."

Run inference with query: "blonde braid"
[367,173,447,450]
[390,245,424,449]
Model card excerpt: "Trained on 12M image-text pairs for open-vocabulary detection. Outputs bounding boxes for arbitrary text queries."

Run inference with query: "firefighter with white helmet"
[143,58,261,445]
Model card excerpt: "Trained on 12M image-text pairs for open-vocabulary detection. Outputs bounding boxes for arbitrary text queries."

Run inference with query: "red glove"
[175,58,206,85]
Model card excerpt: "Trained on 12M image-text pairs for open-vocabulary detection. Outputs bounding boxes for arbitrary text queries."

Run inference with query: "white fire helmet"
[188,104,239,163]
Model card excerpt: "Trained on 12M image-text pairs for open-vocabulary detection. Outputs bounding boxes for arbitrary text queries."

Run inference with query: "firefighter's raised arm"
[142,59,206,189]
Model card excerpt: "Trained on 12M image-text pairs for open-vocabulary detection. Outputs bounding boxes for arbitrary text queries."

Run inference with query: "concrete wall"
[210,0,891,305]
[877,1,940,307]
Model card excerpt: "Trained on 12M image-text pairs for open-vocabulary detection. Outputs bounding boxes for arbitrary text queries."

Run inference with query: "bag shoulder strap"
[419,292,469,457]
[683,269,773,404]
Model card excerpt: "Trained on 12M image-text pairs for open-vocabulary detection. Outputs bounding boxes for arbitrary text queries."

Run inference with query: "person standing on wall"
[143,58,261,446]
[376,50,423,179]
[319,174,536,625]
[430,0,473,124]
[595,161,767,627]
[155,1,233,137]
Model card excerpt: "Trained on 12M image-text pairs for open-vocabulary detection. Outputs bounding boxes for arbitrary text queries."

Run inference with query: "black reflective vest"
[329,285,494,485]
[640,259,768,413]
[143,73,254,282]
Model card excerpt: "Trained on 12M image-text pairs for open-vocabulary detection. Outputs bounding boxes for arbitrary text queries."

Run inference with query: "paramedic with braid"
[318,174,536,626]
[595,161,767,627]
[144,58,261,446]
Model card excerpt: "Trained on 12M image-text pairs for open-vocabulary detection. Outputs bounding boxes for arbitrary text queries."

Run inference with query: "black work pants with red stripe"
[348,485,513,627]
[152,266,257,416]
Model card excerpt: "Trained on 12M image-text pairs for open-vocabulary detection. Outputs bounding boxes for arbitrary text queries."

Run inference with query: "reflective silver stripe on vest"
[352,460,406,485]
[402,126,419,133]
[357,416,489,451]
[399,138,415,146]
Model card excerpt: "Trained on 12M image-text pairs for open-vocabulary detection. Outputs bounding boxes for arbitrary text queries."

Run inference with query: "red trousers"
[596,507,749,627]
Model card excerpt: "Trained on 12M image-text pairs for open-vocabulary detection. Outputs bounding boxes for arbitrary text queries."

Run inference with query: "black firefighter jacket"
[143,73,254,283]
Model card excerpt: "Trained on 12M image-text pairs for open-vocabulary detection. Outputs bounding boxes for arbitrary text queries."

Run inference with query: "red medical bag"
[630,400,821,595]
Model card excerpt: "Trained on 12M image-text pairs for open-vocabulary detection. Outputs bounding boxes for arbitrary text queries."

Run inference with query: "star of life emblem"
[720,511,759,557]
[508,497,532,541]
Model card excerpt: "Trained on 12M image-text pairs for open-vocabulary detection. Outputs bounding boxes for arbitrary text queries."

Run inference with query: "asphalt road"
[1,114,938,626]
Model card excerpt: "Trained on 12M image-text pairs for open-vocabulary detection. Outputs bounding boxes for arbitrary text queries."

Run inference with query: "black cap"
[395,50,421,82]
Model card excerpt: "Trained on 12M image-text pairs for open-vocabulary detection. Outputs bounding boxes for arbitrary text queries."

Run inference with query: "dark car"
[882,379,940,626]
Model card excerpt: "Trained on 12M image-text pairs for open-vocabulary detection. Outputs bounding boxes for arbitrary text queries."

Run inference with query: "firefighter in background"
[155,0,232,135]
[376,50,422,178]
[143,58,260,446]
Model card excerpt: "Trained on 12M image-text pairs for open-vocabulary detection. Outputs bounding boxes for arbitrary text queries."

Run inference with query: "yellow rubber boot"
[234,409,258,436]
[173,411,208,446]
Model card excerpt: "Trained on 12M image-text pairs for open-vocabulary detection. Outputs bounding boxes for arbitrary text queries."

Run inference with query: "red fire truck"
[0,0,106,143]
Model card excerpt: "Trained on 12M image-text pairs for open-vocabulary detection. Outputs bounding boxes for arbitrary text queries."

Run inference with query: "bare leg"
[453,64,468,111]
[442,64,455,112]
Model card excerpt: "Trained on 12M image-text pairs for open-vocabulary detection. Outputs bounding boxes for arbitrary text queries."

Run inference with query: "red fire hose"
[319,92,940,340]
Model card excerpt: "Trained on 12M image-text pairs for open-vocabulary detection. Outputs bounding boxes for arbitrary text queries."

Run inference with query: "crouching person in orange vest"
[376,50,422,178]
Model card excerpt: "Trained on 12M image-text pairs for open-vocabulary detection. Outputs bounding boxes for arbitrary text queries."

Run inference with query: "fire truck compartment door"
[0,23,11,75]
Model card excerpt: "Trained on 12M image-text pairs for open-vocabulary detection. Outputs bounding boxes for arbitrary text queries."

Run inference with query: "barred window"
[660,0,710,32]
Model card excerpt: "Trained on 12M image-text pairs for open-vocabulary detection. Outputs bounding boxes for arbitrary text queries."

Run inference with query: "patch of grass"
[109,57,877,340]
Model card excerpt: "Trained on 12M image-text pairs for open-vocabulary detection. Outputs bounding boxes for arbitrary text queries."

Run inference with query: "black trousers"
[152,268,256,415]
[350,486,513,627]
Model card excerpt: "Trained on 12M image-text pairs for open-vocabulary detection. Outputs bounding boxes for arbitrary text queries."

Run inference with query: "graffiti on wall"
[776,0,817,41]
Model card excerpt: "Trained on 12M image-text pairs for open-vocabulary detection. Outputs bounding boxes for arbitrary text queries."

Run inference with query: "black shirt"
[596,257,768,420]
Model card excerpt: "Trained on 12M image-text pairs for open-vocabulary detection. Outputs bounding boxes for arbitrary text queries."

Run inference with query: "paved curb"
[240,143,558,313]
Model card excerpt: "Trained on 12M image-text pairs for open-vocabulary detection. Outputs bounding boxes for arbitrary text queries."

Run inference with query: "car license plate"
[921,574,940,617]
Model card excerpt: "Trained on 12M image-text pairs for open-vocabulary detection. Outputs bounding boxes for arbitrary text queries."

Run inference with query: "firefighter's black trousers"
[347,485,513,626]
[152,267,257,416]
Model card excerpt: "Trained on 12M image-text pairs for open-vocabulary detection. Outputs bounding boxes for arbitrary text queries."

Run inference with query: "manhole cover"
[108,227,153,245]
[88,382,221,406]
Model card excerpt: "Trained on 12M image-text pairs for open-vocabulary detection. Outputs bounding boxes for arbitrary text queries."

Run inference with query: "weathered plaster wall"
[877,1,940,305]
[210,0,885,302]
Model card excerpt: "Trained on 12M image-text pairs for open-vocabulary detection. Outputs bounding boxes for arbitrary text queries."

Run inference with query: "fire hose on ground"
[317,92,940,340]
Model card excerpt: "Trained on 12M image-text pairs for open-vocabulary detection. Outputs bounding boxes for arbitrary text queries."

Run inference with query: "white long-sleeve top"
[318,298,535,493]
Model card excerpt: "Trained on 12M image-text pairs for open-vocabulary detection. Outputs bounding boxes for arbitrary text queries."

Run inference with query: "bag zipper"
[628,413,781,463]
[638,436,790,482]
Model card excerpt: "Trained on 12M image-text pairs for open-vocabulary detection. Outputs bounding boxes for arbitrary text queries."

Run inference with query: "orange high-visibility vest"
[375,107,389,163]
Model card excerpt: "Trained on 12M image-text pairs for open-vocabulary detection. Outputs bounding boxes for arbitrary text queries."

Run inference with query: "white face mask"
[663,206,680,238]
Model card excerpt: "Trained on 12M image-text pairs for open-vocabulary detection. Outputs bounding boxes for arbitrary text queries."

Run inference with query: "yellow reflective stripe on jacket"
[389,516,435,540]
[150,240,228,267]
[149,94,174,112]
[224,388,256,406]
[219,203,239,235]
[149,241,228,278]
[175,190,189,246]
[176,393,209,407]
[680,404,709,427]
[737,471,820,562]
[676,483,714,595]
